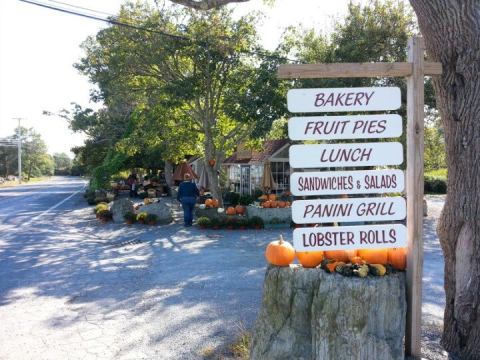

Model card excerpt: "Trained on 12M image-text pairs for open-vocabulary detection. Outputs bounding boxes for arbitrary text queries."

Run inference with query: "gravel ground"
[0,178,449,359]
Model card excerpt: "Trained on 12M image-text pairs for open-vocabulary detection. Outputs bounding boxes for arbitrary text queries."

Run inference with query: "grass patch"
[199,323,251,360]
[425,168,447,179]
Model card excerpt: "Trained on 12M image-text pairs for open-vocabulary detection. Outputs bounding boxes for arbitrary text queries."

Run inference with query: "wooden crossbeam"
[278,62,442,79]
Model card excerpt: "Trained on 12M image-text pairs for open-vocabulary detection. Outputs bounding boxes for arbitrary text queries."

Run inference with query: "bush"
[136,212,148,223]
[270,217,284,224]
[224,191,240,206]
[94,202,109,214]
[249,216,264,229]
[145,213,158,225]
[252,188,264,200]
[424,175,447,194]
[124,212,136,223]
[237,218,249,229]
[210,217,221,229]
[238,194,254,206]
[197,217,211,228]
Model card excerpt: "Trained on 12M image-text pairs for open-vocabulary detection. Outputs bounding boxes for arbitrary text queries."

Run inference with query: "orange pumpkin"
[265,235,295,266]
[277,201,286,208]
[211,199,219,208]
[345,249,358,262]
[262,201,271,208]
[270,201,278,208]
[324,250,349,262]
[205,198,213,208]
[226,206,236,215]
[268,194,276,201]
[388,248,407,270]
[358,249,388,264]
[296,251,324,268]
[351,256,366,265]
[235,205,245,215]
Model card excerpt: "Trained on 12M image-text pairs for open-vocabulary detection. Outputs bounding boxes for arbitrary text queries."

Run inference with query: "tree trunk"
[164,160,174,187]
[409,1,480,358]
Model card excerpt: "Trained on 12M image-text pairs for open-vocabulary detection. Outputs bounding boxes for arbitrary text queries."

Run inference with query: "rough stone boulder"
[250,266,406,360]
[110,198,134,223]
[141,202,173,224]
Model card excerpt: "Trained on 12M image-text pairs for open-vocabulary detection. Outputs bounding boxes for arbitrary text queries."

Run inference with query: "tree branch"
[169,0,249,10]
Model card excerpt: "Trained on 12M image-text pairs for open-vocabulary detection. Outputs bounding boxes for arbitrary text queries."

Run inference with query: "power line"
[18,0,295,62]
[45,0,117,18]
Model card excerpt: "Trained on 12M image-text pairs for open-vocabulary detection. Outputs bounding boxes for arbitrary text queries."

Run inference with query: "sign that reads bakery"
[291,197,406,224]
[290,169,405,196]
[289,142,403,168]
[293,224,407,252]
[287,87,401,113]
[288,114,402,140]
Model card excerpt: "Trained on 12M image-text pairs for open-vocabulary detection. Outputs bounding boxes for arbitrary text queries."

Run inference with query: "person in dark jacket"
[177,173,199,226]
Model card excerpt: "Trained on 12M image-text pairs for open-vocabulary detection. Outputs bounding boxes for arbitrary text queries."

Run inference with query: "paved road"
[0,177,447,359]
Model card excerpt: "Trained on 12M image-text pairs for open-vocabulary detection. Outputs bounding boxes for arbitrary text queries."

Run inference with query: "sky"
[0,0,367,157]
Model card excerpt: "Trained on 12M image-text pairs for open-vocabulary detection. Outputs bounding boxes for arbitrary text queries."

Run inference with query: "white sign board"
[293,224,407,251]
[287,87,401,113]
[290,169,405,196]
[289,142,403,168]
[291,197,406,224]
[288,114,402,140]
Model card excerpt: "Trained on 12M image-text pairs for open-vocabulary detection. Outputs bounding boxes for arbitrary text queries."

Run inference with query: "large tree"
[168,0,480,358]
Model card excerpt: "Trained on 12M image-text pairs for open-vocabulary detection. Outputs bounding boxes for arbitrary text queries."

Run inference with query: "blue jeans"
[180,197,196,226]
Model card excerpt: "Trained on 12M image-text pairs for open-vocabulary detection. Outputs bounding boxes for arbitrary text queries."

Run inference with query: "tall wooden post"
[405,36,425,359]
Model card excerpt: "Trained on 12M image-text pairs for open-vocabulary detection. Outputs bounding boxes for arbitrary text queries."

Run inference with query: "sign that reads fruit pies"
[290,169,405,196]
[291,197,406,224]
[289,142,403,168]
[293,224,407,251]
[288,114,402,140]
[287,87,401,113]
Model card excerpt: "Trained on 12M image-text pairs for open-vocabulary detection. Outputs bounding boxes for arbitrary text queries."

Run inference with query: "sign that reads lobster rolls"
[291,197,406,224]
[287,87,401,113]
[290,169,405,196]
[293,224,407,251]
[288,114,402,140]
[289,142,403,168]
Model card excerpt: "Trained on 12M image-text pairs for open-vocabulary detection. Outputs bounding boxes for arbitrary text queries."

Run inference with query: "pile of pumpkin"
[225,205,246,215]
[265,236,406,278]
[259,194,291,208]
[204,198,220,208]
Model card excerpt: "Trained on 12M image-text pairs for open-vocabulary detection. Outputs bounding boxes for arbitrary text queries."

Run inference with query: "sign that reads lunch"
[289,142,403,168]
[293,224,407,252]
[290,169,405,196]
[291,197,406,224]
[287,87,401,113]
[288,114,402,140]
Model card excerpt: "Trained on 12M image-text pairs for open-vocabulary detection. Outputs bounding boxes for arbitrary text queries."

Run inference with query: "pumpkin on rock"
[235,205,245,215]
[358,248,388,265]
[265,235,295,267]
[297,251,324,268]
[388,248,407,270]
[226,206,236,215]
[324,250,349,262]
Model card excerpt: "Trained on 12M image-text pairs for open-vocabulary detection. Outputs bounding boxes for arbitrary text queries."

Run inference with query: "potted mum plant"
[145,213,158,225]
[197,217,211,229]
[124,212,136,225]
[97,209,112,223]
[136,212,148,224]
[249,216,264,230]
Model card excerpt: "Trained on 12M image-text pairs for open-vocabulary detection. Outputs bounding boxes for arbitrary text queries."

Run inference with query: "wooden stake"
[405,36,425,359]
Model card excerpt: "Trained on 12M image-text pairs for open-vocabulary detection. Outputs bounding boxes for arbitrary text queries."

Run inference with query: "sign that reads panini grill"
[288,114,402,140]
[291,197,406,224]
[289,142,403,168]
[293,224,407,252]
[290,169,405,196]
[287,87,401,113]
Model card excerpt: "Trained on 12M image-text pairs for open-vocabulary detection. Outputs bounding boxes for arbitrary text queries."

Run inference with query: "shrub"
[224,217,238,229]
[197,217,211,228]
[249,216,264,229]
[145,213,158,225]
[124,212,136,223]
[223,191,240,206]
[94,202,109,214]
[237,218,249,229]
[136,212,148,223]
[238,195,254,206]
[210,217,221,229]
[252,188,263,200]
[424,175,447,194]
[270,217,283,224]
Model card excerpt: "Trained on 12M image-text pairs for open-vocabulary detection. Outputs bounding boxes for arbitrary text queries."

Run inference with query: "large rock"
[141,202,173,224]
[110,198,134,223]
[250,266,406,360]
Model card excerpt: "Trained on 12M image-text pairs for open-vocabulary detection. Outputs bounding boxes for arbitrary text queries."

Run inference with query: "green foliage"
[252,188,264,200]
[136,212,148,223]
[425,168,447,178]
[249,216,264,228]
[96,209,112,221]
[145,213,159,224]
[124,211,136,223]
[53,152,73,175]
[224,191,240,206]
[424,108,446,172]
[238,194,254,206]
[94,202,109,214]
[424,176,447,194]
[197,216,211,228]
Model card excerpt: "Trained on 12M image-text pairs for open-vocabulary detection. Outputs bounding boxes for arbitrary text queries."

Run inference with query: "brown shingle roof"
[223,139,289,165]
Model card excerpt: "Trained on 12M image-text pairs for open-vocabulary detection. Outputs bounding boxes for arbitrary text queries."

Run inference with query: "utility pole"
[12,118,24,184]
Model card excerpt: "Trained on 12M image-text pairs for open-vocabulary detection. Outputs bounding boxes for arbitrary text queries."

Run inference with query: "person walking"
[177,173,199,226]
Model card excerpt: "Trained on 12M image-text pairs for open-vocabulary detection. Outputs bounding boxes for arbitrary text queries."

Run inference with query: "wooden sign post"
[278,36,441,359]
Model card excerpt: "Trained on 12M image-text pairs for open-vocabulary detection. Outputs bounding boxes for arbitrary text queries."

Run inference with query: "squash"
[369,264,387,276]
[265,235,295,266]
[345,249,358,262]
[388,248,407,270]
[277,201,286,208]
[353,264,369,278]
[143,198,152,205]
[357,249,388,265]
[226,206,236,215]
[205,198,213,208]
[211,198,219,208]
[270,201,278,208]
[268,194,276,201]
[351,256,366,265]
[235,205,245,215]
[296,251,324,268]
[262,201,271,208]
[324,250,349,262]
